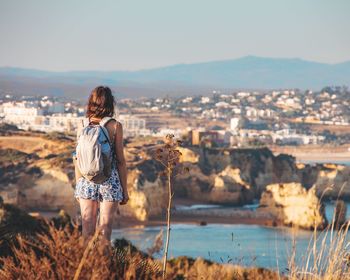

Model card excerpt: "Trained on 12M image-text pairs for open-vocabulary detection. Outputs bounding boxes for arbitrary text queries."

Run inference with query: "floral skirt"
[74,166,124,202]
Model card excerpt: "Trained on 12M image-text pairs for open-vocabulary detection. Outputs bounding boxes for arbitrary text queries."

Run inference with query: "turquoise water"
[111,223,350,272]
[300,160,350,166]
[111,202,350,271]
[112,160,350,271]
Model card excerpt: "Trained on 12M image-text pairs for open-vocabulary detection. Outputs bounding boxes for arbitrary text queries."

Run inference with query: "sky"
[0,0,349,71]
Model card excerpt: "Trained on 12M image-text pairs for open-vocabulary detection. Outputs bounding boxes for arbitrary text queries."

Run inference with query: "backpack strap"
[76,118,89,140]
[99,117,114,128]
[100,126,112,146]
[99,117,117,146]
[100,118,118,163]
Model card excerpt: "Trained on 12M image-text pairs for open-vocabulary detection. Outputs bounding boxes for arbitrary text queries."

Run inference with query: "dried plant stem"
[162,167,172,279]
[73,230,100,280]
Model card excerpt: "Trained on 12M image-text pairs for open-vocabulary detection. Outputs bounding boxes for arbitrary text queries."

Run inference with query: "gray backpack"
[76,117,115,184]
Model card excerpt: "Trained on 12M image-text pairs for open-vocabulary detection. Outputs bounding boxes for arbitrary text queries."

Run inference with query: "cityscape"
[1,85,349,147]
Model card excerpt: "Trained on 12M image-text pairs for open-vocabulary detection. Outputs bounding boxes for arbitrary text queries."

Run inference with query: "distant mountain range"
[0,56,349,99]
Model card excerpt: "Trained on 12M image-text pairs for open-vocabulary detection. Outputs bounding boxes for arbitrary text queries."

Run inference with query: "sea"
[111,160,350,271]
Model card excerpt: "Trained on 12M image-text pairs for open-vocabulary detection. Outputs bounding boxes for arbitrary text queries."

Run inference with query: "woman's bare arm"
[74,120,84,183]
[112,121,128,204]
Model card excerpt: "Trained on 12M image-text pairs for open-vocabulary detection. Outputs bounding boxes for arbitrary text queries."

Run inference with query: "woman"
[74,86,129,241]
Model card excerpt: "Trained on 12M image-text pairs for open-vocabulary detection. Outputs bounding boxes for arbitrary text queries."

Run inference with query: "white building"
[237,92,250,97]
[1,101,44,129]
[272,129,325,145]
[49,114,85,132]
[215,101,230,108]
[47,102,65,114]
[246,107,258,118]
[118,114,150,137]
[182,97,193,103]
[200,97,210,104]
[0,101,85,133]
[2,101,43,116]
[230,118,240,131]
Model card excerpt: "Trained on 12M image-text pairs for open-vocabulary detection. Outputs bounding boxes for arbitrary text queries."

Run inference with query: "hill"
[1,56,349,98]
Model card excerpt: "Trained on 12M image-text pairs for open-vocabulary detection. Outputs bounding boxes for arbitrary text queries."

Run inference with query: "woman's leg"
[98,201,117,240]
[79,198,99,238]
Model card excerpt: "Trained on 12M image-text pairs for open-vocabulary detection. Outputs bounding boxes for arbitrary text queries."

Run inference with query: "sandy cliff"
[258,183,327,229]
[173,146,350,204]
[1,129,349,222]
[117,165,167,221]
[0,134,78,216]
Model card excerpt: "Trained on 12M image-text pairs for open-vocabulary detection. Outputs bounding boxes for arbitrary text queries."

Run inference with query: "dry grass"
[0,223,161,280]
[288,201,350,280]
[0,221,284,280]
[288,223,350,280]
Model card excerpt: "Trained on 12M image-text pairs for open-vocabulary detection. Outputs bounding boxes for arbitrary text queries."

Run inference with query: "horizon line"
[1,55,349,73]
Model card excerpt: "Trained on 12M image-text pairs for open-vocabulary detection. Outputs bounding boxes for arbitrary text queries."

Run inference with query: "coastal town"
[2,1,350,278]
[1,86,349,148]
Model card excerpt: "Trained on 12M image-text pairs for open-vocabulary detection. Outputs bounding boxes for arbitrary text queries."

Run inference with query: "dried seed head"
[156,155,163,160]
[165,134,175,144]
[165,144,171,150]
[173,150,182,157]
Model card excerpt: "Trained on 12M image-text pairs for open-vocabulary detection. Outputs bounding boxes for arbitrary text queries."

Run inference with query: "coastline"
[294,153,350,163]
[270,145,350,164]
[113,212,274,229]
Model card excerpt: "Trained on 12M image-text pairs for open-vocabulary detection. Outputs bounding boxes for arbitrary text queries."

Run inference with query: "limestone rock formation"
[117,167,167,221]
[1,129,350,223]
[312,164,350,199]
[334,200,347,229]
[258,183,327,230]
[0,132,169,222]
[171,147,305,206]
[211,166,252,204]
[0,145,78,217]
[173,164,253,205]
[178,147,199,163]
[198,147,301,195]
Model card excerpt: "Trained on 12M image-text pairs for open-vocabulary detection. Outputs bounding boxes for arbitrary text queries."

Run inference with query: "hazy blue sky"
[0,0,349,71]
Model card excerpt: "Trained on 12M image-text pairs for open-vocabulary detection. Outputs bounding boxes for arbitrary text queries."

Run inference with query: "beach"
[270,144,350,164]
[113,213,273,229]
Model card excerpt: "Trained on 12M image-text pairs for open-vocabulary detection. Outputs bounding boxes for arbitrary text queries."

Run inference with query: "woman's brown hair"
[86,86,115,119]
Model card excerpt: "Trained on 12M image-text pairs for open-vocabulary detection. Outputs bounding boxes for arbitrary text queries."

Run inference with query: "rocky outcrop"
[0,132,170,221]
[1,130,349,223]
[178,147,199,163]
[172,164,253,205]
[334,200,347,229]
[211,166,252,204]
[178,147,350,207]
[0,144,78,217]
[258,183,327,230]
[198,147,301,195]
[312,164,350,199]
[117,167,167,221]
[171,147,318,206]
